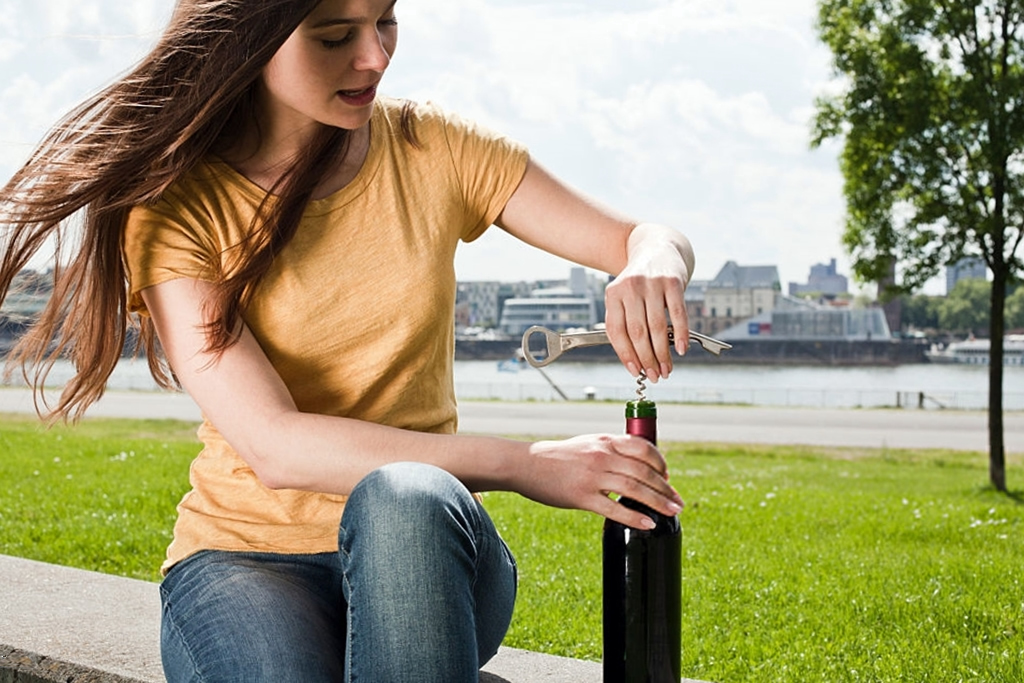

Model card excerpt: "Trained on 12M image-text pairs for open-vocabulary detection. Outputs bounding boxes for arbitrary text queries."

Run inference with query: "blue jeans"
[159,463,518,682]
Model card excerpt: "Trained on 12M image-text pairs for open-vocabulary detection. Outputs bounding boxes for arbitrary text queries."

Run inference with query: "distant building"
[877,257,902,339]
[789,258,849,297]
[946,257,987,294]
[700,261,781,335]
[456,280,531,328]
[498,287,598,336]
[684,280,709,333]
[770,308,890,340]
[451,267,602,336]
[718,295,891,341]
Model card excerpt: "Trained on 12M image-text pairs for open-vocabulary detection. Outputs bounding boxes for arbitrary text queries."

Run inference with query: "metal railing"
[453,380,1024,411]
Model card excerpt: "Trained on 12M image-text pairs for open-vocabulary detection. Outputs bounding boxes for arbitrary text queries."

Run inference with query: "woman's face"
[260,0,398,133]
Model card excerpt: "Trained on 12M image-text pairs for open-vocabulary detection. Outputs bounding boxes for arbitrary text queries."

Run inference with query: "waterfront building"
[684,280,709,333]
[788,258,849,297]
[770,308,891,340]
[456,266,608,333]
[455,280,531,329]
[718,294,891,341]
[498,286,598,336]
[702,261,782,335]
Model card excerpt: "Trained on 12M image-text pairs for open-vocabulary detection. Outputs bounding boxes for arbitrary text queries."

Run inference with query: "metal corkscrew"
[521,325,732,368]
[635,371,649,401]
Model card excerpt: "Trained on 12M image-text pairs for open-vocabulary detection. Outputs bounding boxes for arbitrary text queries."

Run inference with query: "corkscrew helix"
[635,371,649,401]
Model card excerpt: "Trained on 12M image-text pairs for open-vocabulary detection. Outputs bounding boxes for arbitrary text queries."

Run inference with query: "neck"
[221,118,371,200]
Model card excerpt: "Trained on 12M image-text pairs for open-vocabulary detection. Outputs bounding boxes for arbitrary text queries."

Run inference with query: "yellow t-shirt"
[122,98,530,571]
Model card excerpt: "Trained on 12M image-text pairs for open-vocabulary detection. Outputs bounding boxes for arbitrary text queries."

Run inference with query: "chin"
[330,103,376,131]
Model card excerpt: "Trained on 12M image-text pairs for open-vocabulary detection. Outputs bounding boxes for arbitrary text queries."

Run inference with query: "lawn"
[1,412,1022,682]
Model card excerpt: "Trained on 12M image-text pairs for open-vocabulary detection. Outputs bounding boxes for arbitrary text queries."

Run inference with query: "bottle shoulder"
[606,497,680,535]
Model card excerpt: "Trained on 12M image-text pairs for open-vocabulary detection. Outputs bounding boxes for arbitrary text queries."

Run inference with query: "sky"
[0,0,871,292]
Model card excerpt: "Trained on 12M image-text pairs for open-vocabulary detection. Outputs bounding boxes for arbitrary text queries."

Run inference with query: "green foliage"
[813,0,1024,490]
[901,280,1023,334]
[812,0,1024,292]
[1007,283,1024,329]
[937,277,992,334]
[899,291,941,331]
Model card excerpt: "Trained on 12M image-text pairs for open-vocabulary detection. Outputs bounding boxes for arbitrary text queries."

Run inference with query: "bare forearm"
[238,409,684,531]
[242,410,529,495]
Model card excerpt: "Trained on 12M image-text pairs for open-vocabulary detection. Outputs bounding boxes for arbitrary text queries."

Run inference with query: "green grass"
[489,444,1024,682]
[0,414,198,581]
[1,413,1023,681]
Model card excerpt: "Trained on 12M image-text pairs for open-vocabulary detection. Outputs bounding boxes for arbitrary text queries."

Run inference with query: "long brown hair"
[0,0,384,420]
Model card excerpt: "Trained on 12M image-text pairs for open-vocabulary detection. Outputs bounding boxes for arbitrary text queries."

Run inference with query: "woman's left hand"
[496,160,694,380]
[602,223,693,383]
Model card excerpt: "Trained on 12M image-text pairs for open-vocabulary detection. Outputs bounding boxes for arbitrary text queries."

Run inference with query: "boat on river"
[925,335,1024,365]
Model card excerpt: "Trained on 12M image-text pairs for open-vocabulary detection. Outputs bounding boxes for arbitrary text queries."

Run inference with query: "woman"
[0,0,693,681]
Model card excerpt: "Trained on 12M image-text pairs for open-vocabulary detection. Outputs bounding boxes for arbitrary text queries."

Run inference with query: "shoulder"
[129,157,257,223]
[375,96,451,132]
[374,96,525,153]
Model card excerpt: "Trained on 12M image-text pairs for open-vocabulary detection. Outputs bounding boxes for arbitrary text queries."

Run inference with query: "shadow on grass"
[984,484,1024,504]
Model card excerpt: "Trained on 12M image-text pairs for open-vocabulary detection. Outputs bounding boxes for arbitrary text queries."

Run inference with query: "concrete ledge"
[0,554,651,683]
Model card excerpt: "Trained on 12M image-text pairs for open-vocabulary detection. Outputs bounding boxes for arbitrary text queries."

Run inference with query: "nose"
[353,28,394,73]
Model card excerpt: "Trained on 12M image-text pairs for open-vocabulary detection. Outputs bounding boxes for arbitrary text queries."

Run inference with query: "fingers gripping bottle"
[603,398,682,682]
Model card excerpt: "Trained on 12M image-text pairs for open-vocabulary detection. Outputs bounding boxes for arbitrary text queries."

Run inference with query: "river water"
[455,359,1024,410]
[7,358,1023,411]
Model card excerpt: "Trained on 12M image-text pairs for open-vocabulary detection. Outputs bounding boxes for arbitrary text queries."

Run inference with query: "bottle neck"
[626,417,657,444]
[625,399,657,444]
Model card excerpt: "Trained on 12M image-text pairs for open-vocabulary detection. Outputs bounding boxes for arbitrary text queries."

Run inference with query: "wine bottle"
[603,399,681,682]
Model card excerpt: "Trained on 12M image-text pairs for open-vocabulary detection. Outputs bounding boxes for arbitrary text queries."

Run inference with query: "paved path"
[3,387,1022,452]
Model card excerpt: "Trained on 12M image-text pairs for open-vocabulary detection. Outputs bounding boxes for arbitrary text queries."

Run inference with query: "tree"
[1008,282,1024,328]
[900,292,941,331]
[938,278,992,334]
[813,0,1024,492]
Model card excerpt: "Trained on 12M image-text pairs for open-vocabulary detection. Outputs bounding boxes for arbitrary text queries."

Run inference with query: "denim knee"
[346,461,475,524]
[337,462,517,681]
[339,462,483,577]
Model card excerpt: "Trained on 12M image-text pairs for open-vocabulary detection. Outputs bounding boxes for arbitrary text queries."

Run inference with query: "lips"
[337,84,378,106]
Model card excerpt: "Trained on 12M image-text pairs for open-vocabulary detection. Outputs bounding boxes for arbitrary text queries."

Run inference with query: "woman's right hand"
[511,434,684,530]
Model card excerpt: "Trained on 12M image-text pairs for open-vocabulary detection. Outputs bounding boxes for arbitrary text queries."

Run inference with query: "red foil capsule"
[625,399,658,444]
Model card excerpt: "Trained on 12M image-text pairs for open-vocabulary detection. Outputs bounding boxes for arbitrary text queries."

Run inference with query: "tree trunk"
[988,268,1007,492]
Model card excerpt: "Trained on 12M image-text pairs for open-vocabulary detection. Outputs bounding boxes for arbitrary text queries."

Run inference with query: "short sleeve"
[121,195,218,315]
[437,108,530,242]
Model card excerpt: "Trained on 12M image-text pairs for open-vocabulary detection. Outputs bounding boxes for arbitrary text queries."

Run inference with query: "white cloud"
[386,0,851,287]
[0,0,862,291]
[0,0,170,176]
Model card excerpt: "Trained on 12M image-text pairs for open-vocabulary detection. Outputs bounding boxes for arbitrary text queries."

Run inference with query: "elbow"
[237,446,292,491]
[230,422,296,491]
[249,459,292,491]
[243,429,309,491]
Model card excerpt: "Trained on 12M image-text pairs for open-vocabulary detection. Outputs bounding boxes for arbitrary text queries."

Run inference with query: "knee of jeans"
[342,463,478,542]
[352,462,469,507]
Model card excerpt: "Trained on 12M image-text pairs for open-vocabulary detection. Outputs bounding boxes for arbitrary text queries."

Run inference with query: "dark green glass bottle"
[603,399,681,682]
